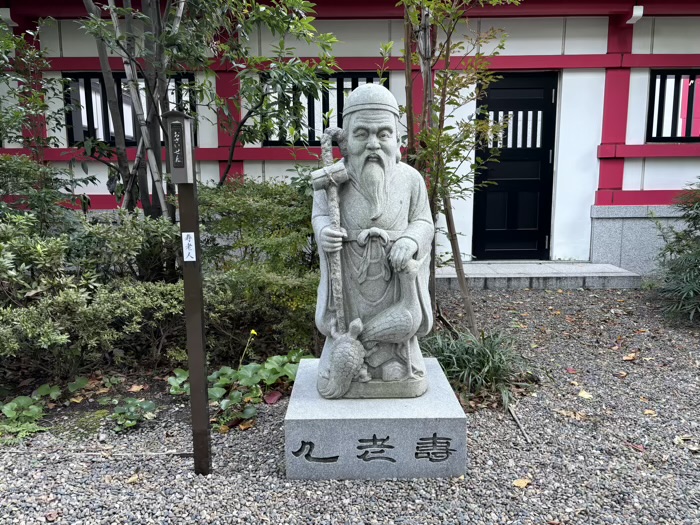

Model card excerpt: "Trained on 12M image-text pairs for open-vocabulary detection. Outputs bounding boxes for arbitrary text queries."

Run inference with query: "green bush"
[657,181,700,321]
[198,180,320,360]
[204,264,318,362]
[0,176,320,379]
[421,330,528,408]
[199,179,318,274]
[0,280,185,377]
[0,155,94,235]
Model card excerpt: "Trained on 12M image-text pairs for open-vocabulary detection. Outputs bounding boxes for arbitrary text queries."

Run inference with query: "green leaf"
[208,387,226,401]
[220,399,231,412]
[228,390,243,405]
[241,405,257,419]
[282,363,298,380]
[34,384,52,398]
[68,376,89,393]
[140,400,156,413]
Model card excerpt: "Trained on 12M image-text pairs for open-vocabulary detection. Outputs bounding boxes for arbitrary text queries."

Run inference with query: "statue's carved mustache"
[363,153,385,169]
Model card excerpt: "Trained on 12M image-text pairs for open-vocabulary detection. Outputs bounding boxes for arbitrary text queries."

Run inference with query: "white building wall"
[40,19,144,57]
[478,17,608,56]
[551,69,606,261]
[257,20,400,57]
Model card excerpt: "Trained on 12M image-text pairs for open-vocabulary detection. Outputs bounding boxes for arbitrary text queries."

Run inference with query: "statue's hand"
[389,238,418,272]
[320,226,347,253]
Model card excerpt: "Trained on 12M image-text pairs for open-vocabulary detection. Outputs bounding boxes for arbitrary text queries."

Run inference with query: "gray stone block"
[591,205,649,219]
[505,277,531,289]
[285,358,467,480]
[590,219,623,266]
[485,277,509,290]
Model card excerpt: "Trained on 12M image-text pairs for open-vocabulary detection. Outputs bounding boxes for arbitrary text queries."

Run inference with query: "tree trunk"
[82,0,131,207]
[108,0,168,215]
[442,192,477,335]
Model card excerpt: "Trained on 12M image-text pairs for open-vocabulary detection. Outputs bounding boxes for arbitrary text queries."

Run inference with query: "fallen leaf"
[126,474,139,484]
[578,390,593,400]
[513,478,531,488]
[566,368,577,374]
[556,409,587,421]
[613,371,628,379]
[238,419,255,431]
[643,409,658,417]
[95,387,110,395]
[263,391,282,405]
[623,353,637,361]
[640,396,649,403]
[128,384,145,393]
[18,378,34,388]
[47,402,57,409]
[70,396,84,404]
[674,435,693,446]
[625,442,646,453]
[218,425,230,434]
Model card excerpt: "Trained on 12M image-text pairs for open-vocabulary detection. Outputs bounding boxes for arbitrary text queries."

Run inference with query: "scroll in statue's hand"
[389,238,419,272]
[320,226,347,253]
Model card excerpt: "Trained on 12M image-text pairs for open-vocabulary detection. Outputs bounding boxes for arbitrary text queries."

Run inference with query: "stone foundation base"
[285,358,467,480]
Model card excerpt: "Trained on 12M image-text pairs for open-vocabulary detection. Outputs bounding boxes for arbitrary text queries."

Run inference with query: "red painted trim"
[48,57,124,71]
[598,159,626,190]
[216,72,238,149]
[49,53,700,76]
[595,189,682,206]
[312,0,637,19]
[598,17,633,192]
[623,54,700,69]
[598,143,700,159]
[601,70,631,144]
[595,190,615,205]
[0,146,333,163]
[607,16,634,55]
[449,54,623,71]
[17,0,700,23]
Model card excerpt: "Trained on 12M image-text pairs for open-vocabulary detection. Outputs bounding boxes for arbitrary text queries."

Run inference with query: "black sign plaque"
[171,121,185,169]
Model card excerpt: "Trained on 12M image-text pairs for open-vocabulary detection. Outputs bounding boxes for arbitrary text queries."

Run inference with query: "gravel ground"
[1,288,699,525]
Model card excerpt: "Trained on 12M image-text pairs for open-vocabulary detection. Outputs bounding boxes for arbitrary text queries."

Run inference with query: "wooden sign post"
[164,110,211,475]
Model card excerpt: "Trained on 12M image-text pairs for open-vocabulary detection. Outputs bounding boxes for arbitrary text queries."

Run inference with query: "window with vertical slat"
[63,72,196,147]
[263,72,388,147]
[647,70,700,142]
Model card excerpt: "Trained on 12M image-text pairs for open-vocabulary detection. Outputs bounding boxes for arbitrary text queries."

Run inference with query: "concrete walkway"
[437,261,641,290]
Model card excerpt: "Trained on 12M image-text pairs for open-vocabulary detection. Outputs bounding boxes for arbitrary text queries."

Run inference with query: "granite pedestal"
[285,358,467,480]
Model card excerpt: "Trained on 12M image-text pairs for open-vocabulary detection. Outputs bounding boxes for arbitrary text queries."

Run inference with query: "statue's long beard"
[353,160,393,220]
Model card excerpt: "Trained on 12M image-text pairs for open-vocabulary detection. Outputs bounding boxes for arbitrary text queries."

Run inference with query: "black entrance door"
[473,72,558,260]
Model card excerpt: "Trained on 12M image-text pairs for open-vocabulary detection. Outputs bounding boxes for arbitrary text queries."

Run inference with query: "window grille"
[647,70,700,142]
[63,72,196,147]
[263,72,388,147]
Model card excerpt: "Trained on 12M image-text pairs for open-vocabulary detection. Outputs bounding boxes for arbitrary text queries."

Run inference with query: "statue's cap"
[343,83,400,118]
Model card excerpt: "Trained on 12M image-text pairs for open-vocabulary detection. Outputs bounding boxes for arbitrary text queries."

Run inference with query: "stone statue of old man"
[312,83,434,399]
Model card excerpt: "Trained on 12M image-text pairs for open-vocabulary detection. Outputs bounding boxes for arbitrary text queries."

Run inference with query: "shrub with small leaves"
[656,181,700,321]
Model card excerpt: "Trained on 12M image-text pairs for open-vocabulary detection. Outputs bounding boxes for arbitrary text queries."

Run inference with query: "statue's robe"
[312,161,435,382]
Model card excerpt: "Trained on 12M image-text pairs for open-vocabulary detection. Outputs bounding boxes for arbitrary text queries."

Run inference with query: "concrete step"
[436,262,641,290]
